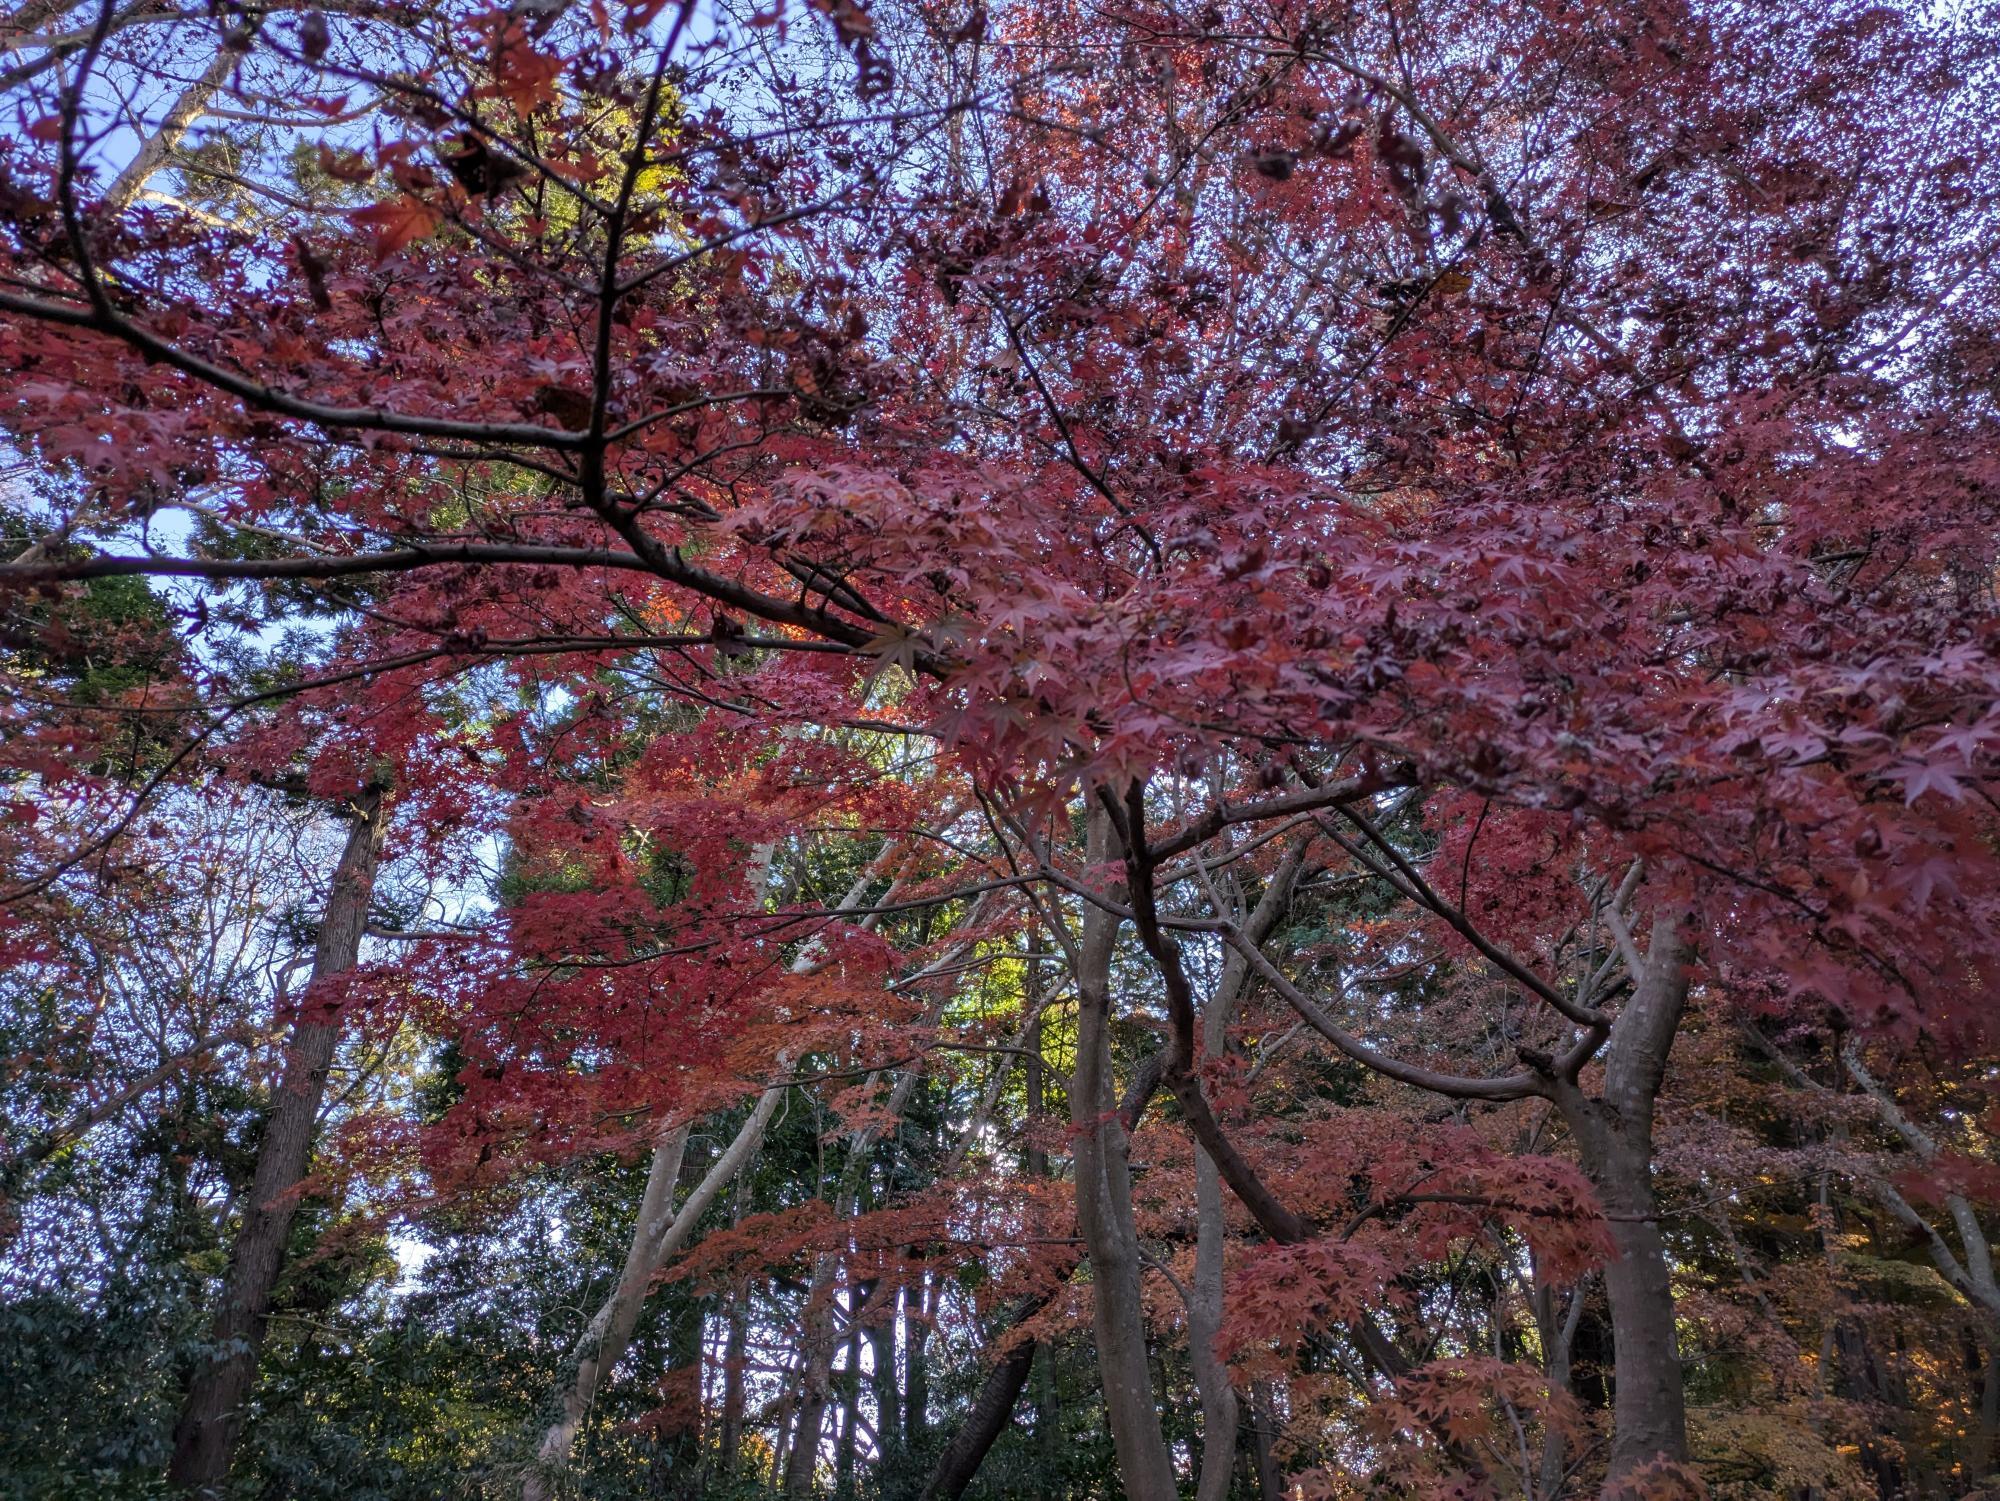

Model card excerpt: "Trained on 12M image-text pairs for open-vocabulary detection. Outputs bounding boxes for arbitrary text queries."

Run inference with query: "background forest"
[3,0,2000,1499]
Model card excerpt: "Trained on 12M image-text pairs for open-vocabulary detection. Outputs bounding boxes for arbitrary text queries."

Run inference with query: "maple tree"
[3,0,2000,1497]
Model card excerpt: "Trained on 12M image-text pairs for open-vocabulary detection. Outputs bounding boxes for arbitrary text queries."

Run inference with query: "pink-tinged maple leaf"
[1882,758,1967,804]
[1892,854,1961,916]
[1892,1154,2000,1208]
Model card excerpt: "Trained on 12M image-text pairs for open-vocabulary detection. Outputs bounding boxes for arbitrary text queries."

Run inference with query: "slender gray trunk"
[168,786,386,1496]
[720,1278,749,1476]
[1190,915,1249,1501]
[1190,1147,1236,1501]
[1070,803,1178,1501]
[1534,1268,1590,1499]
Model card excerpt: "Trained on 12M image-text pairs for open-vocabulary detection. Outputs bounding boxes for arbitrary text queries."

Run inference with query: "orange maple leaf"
[349,195,443,261]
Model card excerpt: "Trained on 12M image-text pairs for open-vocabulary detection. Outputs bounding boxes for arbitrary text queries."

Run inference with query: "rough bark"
[168,785,387,1497]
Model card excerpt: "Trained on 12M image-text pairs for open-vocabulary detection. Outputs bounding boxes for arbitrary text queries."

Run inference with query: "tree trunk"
[784,1256,842,1497]
[1980,1345,2000,1479]
[168,785,387,1497]
[836,1299,863,1498]
[917,1053,1171,1501]
[779,882,983,1499]
[1552,914,1691,1484]
[104,40,238,214]
[868,1298,902,1473]
[918,1318,1039,1501]
[1190,906,1253,1501]
[1189,1146,1237,1501]
[720,1280,749,1478]
[529,839,929,1498]
[1248,1382,1285,1501]
[772,1375,799,1490]
[1069,803,1179,1501]
[784,1031,940,1498]
[524,1086,781,1501]
[904,1277,930,1451]
[1534,1266,1590,1499]
[1025,1010,1058,1498]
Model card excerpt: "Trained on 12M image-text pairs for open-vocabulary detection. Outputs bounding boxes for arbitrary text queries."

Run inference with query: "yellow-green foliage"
[1692,1406,1876,1501]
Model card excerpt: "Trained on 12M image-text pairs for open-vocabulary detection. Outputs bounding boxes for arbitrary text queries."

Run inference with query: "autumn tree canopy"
[3,0,2000,1498]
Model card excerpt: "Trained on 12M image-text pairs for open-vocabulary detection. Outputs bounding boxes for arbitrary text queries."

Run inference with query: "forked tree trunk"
[523,1121,693,1497]
[168,785,387,1496]
[1550,914,1692,1484]
[914,841,1303,1501]
[1533,1265,1590,1499]
[524,1087,781,1501]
